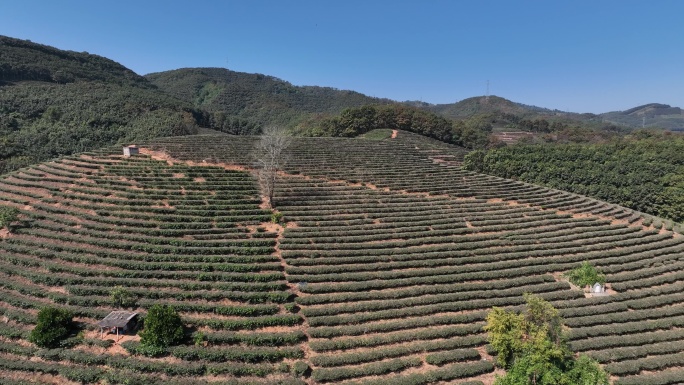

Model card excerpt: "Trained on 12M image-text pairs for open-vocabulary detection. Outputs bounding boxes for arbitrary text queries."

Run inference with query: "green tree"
[485,294,609,385]
[0,205,19,230]
[463,150,487,173]
[28,307,74,348]
[110,286,138,308]
[565,261,606,288]
[139,304,184,349]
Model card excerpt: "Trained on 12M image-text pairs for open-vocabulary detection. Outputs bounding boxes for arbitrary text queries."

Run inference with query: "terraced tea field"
[0,131,683,384]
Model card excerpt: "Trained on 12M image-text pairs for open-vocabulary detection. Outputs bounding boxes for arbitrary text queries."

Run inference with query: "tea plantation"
[0,131,682,384]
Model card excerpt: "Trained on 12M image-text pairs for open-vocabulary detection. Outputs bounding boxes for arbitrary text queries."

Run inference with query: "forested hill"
[425,96,563,119]
[0,35,148,87]
[0,35,202,175]
[145,67,391,133]
[600,103,684,130]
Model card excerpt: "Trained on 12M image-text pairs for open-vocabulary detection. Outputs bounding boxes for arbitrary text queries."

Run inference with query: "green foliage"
[463,150,487,172]
[485,307,525,368]
[146,67,388,131]
[109,286,138,308]
[486,294,609,385]
[565,355,611,385]
[192,331,206,346]
[565,261,606,288]
[0,35,149,86]
[291,361,310,377]
[295,104,488,147]
[0,35,203,175]
[0,205,19,229]
[28,307,74,348]
[138,304,184,350]
[463,134,684,222]
[271,212,284,224]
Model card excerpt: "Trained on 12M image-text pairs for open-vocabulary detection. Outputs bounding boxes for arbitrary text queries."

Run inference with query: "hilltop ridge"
[0,35,149,87]
[0,35,202,174]
[145,67,391,132]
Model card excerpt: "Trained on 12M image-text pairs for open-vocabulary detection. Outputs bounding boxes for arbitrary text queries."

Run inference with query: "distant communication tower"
[485,80,490,103]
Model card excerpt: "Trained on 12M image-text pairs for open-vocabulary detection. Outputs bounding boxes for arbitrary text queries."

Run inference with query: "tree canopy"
[139,304,184,350]
[295,104,493,149]
[463,132,684,223]
[565,262,606,288]
[485,294,609,385]
[28,307,74,348]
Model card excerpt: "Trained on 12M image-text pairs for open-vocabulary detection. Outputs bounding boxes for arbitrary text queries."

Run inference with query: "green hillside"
[145,67,390,132]
[0,131,683,384]
[424,95,558,120]
[601,103,684,130]
[464,132,684,223]
[0,35,202,175]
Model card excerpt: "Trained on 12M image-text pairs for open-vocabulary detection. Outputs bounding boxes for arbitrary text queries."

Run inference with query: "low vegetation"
[0,132,683,383]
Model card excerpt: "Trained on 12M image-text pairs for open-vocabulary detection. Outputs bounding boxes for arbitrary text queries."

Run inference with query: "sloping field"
[0,131,683,384]
[0,151,303,385]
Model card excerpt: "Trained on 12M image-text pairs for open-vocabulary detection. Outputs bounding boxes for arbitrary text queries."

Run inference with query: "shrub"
[271,212,284,223]
[565,261,606,288]
[192,330,206,346]
[0,205,19,229]
[138,304,184,349]
[28,307,74,348]
[110,286,138,308]
[292,361,310,377]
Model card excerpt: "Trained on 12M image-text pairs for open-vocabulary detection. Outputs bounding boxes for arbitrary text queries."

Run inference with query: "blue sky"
[1,0,682,113]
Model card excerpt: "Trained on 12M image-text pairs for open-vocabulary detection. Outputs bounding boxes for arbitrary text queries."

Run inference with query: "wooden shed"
[97,311,138,340]
[123,146,139,157]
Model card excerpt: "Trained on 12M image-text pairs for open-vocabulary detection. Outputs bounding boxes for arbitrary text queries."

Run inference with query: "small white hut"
[123,146,139,157]
[590,283,608,297]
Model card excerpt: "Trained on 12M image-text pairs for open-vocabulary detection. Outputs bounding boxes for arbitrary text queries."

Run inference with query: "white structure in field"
[123,146,139,157]
[591,283,608,297]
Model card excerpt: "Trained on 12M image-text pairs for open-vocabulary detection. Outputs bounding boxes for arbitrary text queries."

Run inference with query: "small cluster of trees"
[28,304,184,355]
[485,294,609,385]
[295,104,494,149]
[565,261,606,288]
[463,133,684,222]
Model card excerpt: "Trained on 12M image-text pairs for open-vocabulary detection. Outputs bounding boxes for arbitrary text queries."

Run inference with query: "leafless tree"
[252,126,291,208]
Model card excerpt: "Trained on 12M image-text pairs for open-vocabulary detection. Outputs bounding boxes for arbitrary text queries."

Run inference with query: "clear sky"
[1,0,682,113]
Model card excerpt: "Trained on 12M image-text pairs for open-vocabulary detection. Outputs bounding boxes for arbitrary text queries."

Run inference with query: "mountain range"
[1,34,683,174]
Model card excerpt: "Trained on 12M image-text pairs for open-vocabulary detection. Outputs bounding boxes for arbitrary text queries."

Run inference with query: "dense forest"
[464,131,684,222]
[0,35,202,174]
[293,104,494,149]
[146,67,391,133]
